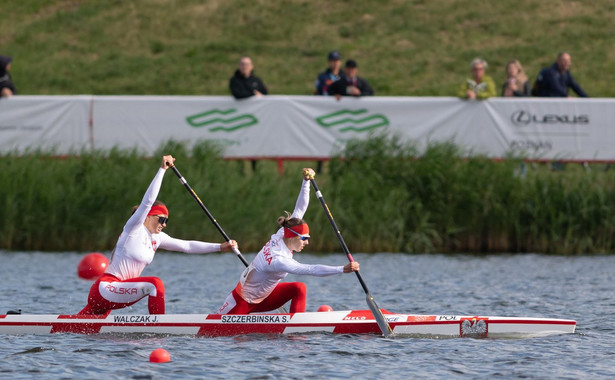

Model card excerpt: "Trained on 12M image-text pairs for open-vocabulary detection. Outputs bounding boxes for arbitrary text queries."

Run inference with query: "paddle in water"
[307,173,393,337]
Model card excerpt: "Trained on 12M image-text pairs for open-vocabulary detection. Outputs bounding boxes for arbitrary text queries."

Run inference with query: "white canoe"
[0,309,576,338]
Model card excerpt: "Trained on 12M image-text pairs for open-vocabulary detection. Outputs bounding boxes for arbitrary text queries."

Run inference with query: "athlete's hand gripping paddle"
[307,171,393,337]
[167,162,247,265]
[168,162,288,313]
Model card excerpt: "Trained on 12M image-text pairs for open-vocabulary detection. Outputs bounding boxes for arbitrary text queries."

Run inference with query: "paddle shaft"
[169,163,289,314]
[309,178,393,337]
[168,164,249,267]
[309,180,369,292]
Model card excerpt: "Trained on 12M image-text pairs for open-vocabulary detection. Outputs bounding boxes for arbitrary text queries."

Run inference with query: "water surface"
[0,252,613,379]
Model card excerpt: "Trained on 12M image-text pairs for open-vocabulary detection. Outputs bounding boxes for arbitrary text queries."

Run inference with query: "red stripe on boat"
[197,323,287,337]
[333,322,382,334]
[488,319,576,325]
[57,314,108,319]
[342,310,376,320]
[406,315,437,322]
[50,322,103,334]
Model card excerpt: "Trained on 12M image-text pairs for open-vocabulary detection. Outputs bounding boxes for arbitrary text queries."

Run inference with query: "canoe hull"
[0,310,576,338]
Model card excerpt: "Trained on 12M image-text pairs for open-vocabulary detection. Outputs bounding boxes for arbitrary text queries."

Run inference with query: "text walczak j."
[113,315,158,323]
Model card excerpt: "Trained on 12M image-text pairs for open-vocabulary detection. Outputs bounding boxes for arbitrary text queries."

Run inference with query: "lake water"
[0,251,613,379]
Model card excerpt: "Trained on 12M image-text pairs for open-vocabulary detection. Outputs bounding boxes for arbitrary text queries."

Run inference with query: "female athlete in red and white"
[78,155,237,316]
[217,168,359,315]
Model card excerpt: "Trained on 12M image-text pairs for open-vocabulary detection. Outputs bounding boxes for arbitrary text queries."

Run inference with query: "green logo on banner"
[186,109,258,132]
[315,109,389,132]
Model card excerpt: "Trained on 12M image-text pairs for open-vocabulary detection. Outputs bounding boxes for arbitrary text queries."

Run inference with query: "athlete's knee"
[145,277,165,297]
[292,282,307,296]
[150,277,165,290]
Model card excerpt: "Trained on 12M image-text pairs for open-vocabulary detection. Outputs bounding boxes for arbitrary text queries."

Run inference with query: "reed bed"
[1,139,614,254]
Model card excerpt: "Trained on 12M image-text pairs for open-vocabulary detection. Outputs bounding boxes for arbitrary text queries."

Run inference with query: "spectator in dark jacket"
[314,50,344,95]
[533,52,588,97]
[329,59,374,99]
[229,56,268,99]
[0,55,16,98]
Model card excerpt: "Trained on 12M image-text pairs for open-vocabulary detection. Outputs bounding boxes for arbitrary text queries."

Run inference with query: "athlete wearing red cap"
[217,168,359,314]
[78,155,237,316]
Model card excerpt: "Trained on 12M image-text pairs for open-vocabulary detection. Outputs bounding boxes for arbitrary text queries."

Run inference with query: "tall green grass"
[1,139,614,254]
[0,142,336,252]
[329,135,615,254]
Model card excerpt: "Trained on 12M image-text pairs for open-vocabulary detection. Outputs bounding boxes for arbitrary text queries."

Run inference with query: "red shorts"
[218,282,307,314]
[77,273,165,315]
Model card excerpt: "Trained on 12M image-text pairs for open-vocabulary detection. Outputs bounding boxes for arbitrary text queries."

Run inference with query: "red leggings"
[228,282,307,314]
[77,274,165,315]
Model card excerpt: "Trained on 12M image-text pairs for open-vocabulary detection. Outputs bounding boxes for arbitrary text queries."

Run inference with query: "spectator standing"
[0,55,16,98]
[458,58,496,99]
[532,52,588,97]
[229,56,268,99]
[502,59,530,97]
[314,50,344,95]
[329,59,374,99]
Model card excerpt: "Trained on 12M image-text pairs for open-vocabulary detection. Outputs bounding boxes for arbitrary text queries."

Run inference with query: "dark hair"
[132,200,166,215]
[277,211,305,228]
[345,59,357,68]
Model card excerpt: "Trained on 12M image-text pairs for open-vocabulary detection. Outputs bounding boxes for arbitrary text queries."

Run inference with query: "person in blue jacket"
[533,52,588,97]
[314,50,344,95]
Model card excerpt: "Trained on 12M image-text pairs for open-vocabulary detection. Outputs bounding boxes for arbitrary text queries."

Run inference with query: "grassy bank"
[1,139,614,254]
[1,0,614,97]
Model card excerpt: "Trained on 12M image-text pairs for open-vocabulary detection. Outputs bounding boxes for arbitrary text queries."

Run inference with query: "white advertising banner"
[483,98,615,161]
[92,95,497,159]
[0,96,91,154]
[1,95,614,161]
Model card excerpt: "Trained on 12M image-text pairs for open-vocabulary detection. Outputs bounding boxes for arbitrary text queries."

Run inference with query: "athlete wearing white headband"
[217,168,359,315]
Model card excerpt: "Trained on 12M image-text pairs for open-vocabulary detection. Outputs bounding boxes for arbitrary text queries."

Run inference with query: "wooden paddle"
[167,163,289,314]
[308,176,394,337]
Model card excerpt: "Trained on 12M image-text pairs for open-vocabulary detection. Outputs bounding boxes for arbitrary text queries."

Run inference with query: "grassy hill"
[1,0,614,97]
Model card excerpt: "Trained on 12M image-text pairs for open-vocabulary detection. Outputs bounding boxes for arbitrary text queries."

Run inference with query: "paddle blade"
[366,294,394,337]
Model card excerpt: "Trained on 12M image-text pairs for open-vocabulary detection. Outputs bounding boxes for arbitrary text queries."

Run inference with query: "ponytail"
[277,211,305,228]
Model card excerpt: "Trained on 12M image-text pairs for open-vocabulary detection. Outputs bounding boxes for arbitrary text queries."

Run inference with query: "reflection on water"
[0,251,613,379]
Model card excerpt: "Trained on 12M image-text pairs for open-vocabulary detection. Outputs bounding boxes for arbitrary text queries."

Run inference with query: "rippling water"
[0,251,613,379]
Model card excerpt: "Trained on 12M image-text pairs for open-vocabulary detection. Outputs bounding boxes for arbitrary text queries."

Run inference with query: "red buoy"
[77,253,109,280]
[149,348,171,363]
[317,305,333,312]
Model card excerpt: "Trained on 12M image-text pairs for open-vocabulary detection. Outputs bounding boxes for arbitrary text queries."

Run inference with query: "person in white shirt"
[217,168,359,314]
[78,155,237,316]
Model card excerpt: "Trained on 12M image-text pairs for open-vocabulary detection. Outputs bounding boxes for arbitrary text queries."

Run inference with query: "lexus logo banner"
[0,96,613,161]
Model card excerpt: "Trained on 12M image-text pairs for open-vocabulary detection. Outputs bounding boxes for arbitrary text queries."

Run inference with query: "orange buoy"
[317,305,333,312]
[149,348,171,363]
[77,253,109,280]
